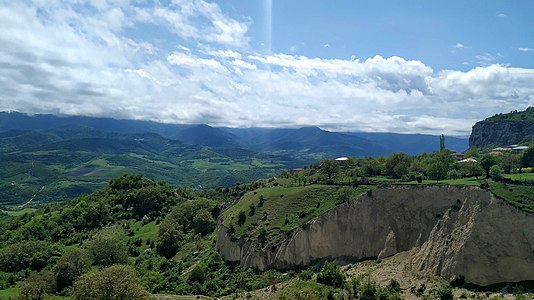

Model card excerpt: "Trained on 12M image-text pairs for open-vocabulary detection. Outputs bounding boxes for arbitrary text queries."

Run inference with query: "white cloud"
[167,52,226,71]
[454,43,465,49]
[138,0,249,48]
[323,44,331,48]
[0,1,534,136]
[476,53,498,66]
[497,13,507,18]
[518,47,534,52]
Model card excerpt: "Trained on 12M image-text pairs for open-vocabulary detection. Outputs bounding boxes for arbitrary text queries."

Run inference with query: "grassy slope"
[223,184,373,243]
[0,149,291,206]
[488,181,534,213]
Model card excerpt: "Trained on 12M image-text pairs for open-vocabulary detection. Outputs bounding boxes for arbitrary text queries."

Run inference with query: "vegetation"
[316,261,345,288]
[1,133,533,299]
[0,129,300,206]
[73,265,150,300]
[223,184,373,243]
[487,107,534,123]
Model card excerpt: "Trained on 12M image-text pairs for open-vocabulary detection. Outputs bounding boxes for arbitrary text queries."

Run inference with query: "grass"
[488,181,534,213]
[503,173,534,181]
[101,220,160,254]
[1,207,38,216]
[0,286,18,300]
[223,184,373,243]
[0,286,71,300]
[370,176,483,186]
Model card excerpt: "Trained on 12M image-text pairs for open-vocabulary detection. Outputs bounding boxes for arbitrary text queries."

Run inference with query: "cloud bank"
[1,0,534,135]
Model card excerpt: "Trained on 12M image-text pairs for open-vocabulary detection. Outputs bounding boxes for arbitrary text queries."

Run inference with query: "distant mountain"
[0,112,246,148]
[174,124,241,148]
[470,107,534,148]
[349,132,469,155]
[225,126,388,159]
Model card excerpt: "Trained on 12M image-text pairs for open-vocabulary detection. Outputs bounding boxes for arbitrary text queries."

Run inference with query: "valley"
[0,110,533,300]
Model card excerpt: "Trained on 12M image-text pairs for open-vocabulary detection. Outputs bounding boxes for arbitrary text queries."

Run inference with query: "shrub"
[73,265,149,300]
[237,211,246,226]
[438,286,453,300]
[87,234,128,267]
[316,261,345,288]
[53,249,92,291]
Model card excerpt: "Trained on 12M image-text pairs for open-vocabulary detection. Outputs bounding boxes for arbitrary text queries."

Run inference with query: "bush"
[87,234,128,267]
[237,211,246,226]
[316,261,345,288]
[438,286,453,300]
[73,265,150,300]
[17,271,56,300]
[53,249,92,291]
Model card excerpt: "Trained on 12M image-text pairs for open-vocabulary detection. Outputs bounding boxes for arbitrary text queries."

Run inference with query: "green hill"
[0,129,300,206]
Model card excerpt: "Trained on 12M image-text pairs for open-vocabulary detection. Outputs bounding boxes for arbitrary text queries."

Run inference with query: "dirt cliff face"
[216,185,534,286]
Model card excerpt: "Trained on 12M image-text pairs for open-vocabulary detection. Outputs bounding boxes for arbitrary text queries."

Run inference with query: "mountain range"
[1,111,469,157]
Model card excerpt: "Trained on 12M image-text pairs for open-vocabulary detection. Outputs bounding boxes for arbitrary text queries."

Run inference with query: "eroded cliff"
[216,185,534,286]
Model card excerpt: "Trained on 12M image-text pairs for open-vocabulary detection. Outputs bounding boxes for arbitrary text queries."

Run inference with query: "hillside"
[469,107,534,148]
[2,159,534,299]
[0,128,298,206]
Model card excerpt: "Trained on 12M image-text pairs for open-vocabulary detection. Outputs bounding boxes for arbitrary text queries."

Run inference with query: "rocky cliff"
[216,185,534,286]
[469,107,534,148]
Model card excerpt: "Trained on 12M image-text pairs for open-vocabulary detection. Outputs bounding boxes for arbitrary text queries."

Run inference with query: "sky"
[1,0,534,135]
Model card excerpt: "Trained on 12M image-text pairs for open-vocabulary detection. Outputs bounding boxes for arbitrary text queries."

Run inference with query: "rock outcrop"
[469,107,534,148]
[216,185,534,286]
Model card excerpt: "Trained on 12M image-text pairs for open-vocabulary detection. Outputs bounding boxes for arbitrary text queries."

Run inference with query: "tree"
[501,152,518,174]
[73,265,150,300]
[521,147,534,168]
[463,147,480,159]
[53,249,92,291]
[461,161,484,179]
[87,234,128,267]
[319,160,340,181]
[428,160,448,183]
[480,155,498,177]
[192,208,216,235]
[385,152,412,179]
[440,134,445,151]
[17,271,56,300]
[426,151,455,183]
[490,165,504,180]
[156,218,183,259]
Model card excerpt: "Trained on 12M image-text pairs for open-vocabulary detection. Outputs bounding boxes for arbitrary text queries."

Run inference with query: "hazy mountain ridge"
[1,112,469,158]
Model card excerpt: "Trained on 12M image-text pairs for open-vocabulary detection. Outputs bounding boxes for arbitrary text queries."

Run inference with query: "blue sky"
[1,0,534,135]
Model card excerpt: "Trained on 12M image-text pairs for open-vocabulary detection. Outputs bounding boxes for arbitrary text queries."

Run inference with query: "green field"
[370,176,483,186]
[503,172,534,181]
[489,181,534,213]
[223,184,373,243]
